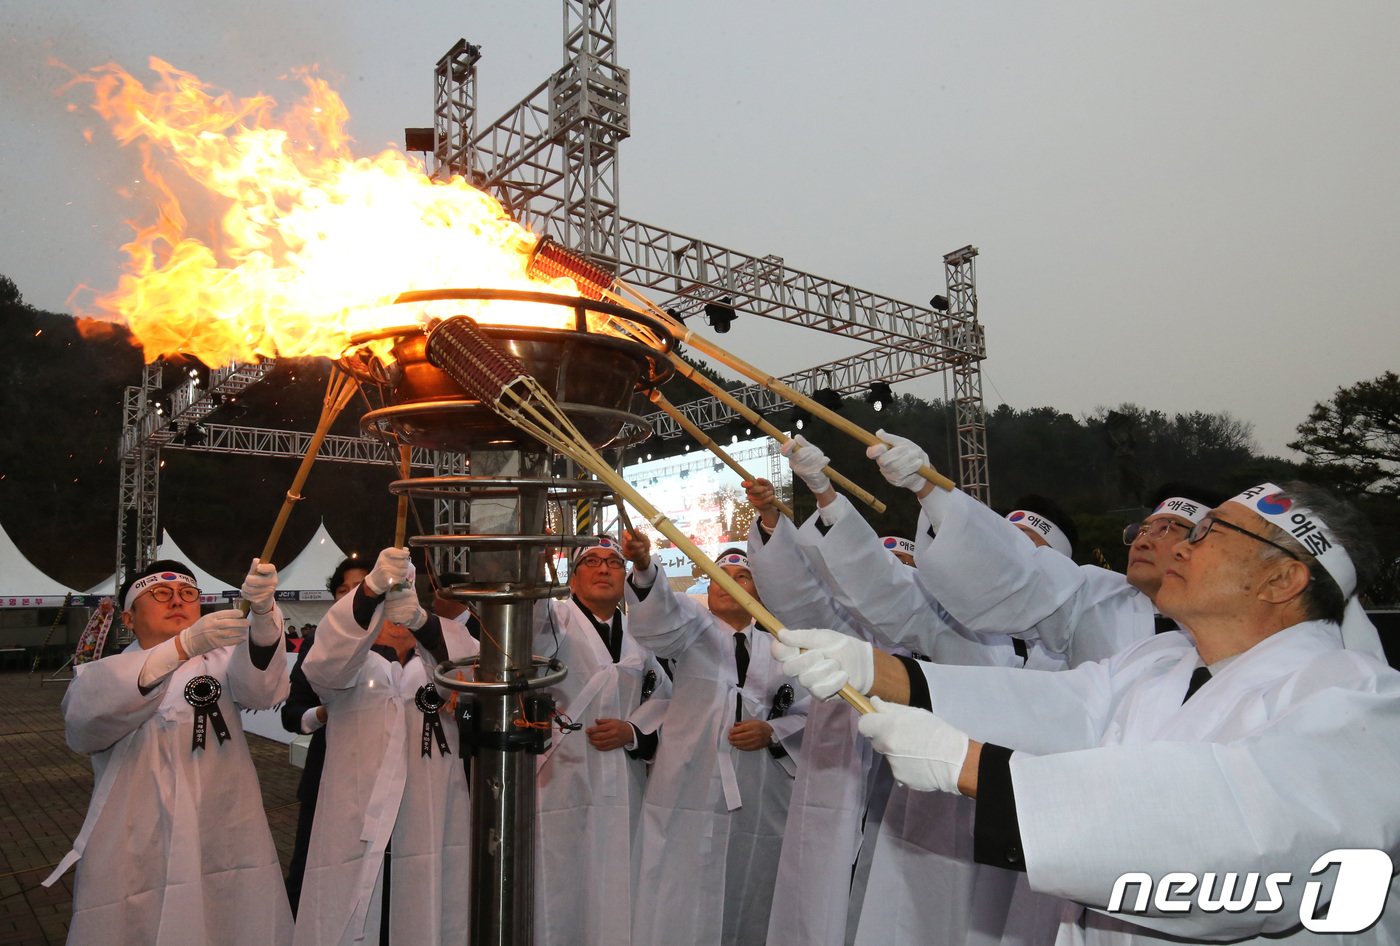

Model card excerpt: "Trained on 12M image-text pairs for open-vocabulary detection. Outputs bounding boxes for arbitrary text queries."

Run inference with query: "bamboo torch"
[666,355,887,515]
[669,329,955,490]
[394,442,413,548]
[527,237,953,492]
[424,315,875,716]
[648,390,795,519]
[238,368,359,614]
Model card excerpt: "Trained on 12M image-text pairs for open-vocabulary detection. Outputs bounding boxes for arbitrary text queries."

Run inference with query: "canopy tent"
[277,521,350,594]
[85,574,116,596]
[74,521,348,605]
[275,521,354,630]
[0,520,83,606]
[155,530,238,598]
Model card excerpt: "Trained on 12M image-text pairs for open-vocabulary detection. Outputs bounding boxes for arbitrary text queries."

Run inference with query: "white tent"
[0,519,83,605]
[155,530,238,597]
[275,522,353,628]
[85,574,117,596]
[278,521,349,594]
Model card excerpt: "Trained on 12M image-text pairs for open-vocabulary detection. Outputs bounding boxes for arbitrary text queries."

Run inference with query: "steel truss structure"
[438,0,989,487]
[115,0,990,589]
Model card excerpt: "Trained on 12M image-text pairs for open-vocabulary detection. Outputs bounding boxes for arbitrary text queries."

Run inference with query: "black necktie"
[1182,665,1212,703]
[574,598,622,663]
[733,632,750,688]
[734,632,750,724]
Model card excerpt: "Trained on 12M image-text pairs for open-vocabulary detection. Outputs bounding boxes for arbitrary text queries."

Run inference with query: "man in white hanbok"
[532,537,671,946]
[745,446,1023,946]
[778,481,1399,945]
[625,534,808,946]
[48,558,294,946]
[866,430,1172,668]
[295,547,479,946]
[848,433,1220,945]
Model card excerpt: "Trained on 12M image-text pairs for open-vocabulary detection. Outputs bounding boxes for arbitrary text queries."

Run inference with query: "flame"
[68,58,610,366]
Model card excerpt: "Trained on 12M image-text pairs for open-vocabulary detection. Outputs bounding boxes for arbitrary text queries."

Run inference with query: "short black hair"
[327,555,368,594]
[1007,494,1079,549]
[119,559,195,609]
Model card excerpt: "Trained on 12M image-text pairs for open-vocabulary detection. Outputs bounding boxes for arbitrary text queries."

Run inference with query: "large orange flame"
[69,58,595,366]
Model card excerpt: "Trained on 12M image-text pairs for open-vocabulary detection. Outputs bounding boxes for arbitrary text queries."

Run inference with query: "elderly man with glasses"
[775,481,1398,945]
[529,536,671,946]
[794,430,1218,946]
[48,557,294,945]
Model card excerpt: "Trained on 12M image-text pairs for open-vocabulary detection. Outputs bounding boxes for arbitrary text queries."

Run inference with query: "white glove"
[780,434,832,495]
[240,558,278,614]
[364,547,413,595]
[179,609,249,658]
[771,627,874,700]
[857,697,970,794]
[384,586,427,630]
[866,429,928,492]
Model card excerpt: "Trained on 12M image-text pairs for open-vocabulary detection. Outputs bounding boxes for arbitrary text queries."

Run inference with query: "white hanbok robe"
[902,487,1162,946]
[532,596,672,946]
[626,565,808,946]
[915,487,1153,666]
[295,592,479,946]
[747,513,874,946]
[783,495,1024,946]
[53,636,293,946]
[917,620,1400,946]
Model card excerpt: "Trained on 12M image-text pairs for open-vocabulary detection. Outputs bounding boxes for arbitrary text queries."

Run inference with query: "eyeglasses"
[1186,515,1304,562]
[141,584,202,604]
[1122,518,1191,546]
[576,556,625,571]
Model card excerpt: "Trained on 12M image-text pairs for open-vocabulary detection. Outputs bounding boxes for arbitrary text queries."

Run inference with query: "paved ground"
[0,668,303,945]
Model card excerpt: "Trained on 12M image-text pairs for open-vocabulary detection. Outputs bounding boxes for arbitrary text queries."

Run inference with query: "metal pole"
[466,448,549,946]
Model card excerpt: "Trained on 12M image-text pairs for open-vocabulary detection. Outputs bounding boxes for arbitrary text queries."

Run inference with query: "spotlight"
[704,297,737,334]
[866,382,894,413]
[151,395,171,417]
[812,388,844,413]
[403,127,435,152]
[791,406,811,431]
[929,295,950,311]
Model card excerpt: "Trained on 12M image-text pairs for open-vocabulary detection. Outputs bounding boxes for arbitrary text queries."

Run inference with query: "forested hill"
[2,276,1395,602]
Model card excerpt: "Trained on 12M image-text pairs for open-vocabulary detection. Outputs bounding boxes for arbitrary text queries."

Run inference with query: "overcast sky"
[3,1,1397,458]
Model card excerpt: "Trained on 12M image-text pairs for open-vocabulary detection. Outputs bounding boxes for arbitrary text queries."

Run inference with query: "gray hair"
[1258,481,1378,624]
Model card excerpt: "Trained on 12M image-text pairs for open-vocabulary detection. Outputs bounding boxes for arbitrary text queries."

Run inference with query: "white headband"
[1150,497,1210,525]
[716,551,750,571]
[123,570,197,611]
[1227,483,1381,657]
[572,536,625,566]
[880,536,917,558]
[1228,483,1357,597]
[1005,510,1073,558]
